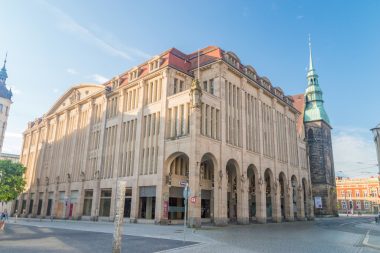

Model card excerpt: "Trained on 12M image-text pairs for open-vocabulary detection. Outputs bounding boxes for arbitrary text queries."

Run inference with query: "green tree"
[0,160,26,202]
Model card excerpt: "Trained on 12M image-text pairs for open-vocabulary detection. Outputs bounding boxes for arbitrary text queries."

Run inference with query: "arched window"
[308,129,314,140]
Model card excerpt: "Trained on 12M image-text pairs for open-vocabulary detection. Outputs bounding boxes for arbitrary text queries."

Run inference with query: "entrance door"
[124,198,131,217]
[46,199,52,216]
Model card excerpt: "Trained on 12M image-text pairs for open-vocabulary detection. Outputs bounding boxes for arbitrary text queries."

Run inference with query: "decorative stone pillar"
[214,168,227,226]
[256,176,266,223]
[298,185,305,220]
[272,178,282,223]
[188,77,203,228]
[237,173,249,224]
[75,172,86,219]
[286,182,294,221]
[41,177,49,218]
[91,171,101,221]
[129,184,139,223]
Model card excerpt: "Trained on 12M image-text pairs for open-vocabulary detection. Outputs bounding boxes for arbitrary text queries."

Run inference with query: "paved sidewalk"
[357,221,380,250]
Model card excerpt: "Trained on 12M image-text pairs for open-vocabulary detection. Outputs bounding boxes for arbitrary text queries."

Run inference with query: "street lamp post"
[370,124,380,175]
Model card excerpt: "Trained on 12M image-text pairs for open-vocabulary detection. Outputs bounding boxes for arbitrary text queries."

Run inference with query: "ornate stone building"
[292,42,337,216]
[14,46,314,226]
[0,55,13,153]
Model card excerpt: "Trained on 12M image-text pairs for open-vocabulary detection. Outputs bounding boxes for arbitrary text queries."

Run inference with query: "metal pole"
[183,183,188,243]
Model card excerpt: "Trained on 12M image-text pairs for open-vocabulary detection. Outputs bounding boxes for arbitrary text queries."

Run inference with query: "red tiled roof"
[291,93,305,135]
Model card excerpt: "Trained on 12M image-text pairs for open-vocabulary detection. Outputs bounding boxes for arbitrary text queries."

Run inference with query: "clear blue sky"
[1,0,379,177]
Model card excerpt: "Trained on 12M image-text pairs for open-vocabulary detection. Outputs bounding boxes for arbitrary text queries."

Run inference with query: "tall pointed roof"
[304,37,330,126]
[0,53,13,100]
[0,53,8,82]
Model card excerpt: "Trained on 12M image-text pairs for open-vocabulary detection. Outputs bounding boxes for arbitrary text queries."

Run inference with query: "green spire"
[304,36,330,125]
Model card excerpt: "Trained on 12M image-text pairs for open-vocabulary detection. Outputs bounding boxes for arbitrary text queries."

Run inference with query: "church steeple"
[0,53,8,84]
[304,37,330,125]
[0,53,13,100]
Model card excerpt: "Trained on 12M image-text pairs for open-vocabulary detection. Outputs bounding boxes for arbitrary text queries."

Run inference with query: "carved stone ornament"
[70,90,81,104]
[218,170,223,189]
[45,177,49,186]
[189,78,202,108]
[80,171,85,181]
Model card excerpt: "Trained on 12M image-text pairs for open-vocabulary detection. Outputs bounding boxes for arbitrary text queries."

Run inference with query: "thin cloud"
[40,1,150,61]
[91,74,108,84]
[296,15,304,20]
[5,132,22,139]
[332,129,378,178]
[66,68,78,75]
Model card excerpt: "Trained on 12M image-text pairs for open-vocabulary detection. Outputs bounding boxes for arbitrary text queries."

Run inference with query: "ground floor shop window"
[99,189,112,217]
[29,193,35,214]
[37,193,43,215]
[46,192,54,217]
[124,188,132,218]
[139,186,156,219]
[169,197,184,220]
[341,201,347,209]
[201,199,210,218]
[83,190,93,216]
[364,201,370,209]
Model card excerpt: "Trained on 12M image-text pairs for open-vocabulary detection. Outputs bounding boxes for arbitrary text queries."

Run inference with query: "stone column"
[298,186,305,220]
[272,179,282,223]
[214,68,227,226]
[91,174,101,221]
[237,172,249,224]
[75,173,86,219]
[129,184,139,223]
[286,182,294,221]
[188,159,201,228]
[41,181,49,218]
[256,178,266,223]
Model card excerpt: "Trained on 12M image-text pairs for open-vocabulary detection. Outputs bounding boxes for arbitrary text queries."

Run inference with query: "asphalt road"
[0,224,196,253]
[1,216,379,253]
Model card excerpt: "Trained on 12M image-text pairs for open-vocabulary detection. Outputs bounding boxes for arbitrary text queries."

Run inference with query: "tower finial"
[308,34,314,71]
[3,52,7,69]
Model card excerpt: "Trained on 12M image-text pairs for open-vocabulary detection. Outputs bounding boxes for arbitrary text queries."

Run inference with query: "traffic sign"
[183,187,191,199]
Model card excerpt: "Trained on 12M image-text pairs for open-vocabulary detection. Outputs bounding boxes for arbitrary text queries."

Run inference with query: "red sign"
[163,201,168,218]
[190,196,196,203]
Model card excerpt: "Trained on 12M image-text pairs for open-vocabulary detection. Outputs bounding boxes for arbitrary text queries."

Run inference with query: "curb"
[362,230,380,250]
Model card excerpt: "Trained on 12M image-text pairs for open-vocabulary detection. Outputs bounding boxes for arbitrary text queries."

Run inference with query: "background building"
[0,152,19,162]
[336,176,380,214]
[0,55,13,153]
[14,46,314,226]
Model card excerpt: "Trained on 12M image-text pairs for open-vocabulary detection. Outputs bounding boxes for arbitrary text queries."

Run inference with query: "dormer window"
[149,57,161,72]
[129,69,139,81]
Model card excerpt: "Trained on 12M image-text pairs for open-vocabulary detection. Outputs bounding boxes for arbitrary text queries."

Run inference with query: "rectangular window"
[209,79,214,94]
[99,189,112,217]
[364,201,370,209]
[83,190,93,216]
[342,201,347,209]
[179,80,184,92]
[173,78,178,94]
[355,190,360,197]
[355,201,361,209]
[203,81,208,91]
[363,190,368,197]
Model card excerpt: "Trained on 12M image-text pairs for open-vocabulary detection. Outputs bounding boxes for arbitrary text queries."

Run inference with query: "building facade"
[336,177,380,214]
[14,46,314,226]
[0,152,19,162]
[0,55,13,153]
[292,42,337,216]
